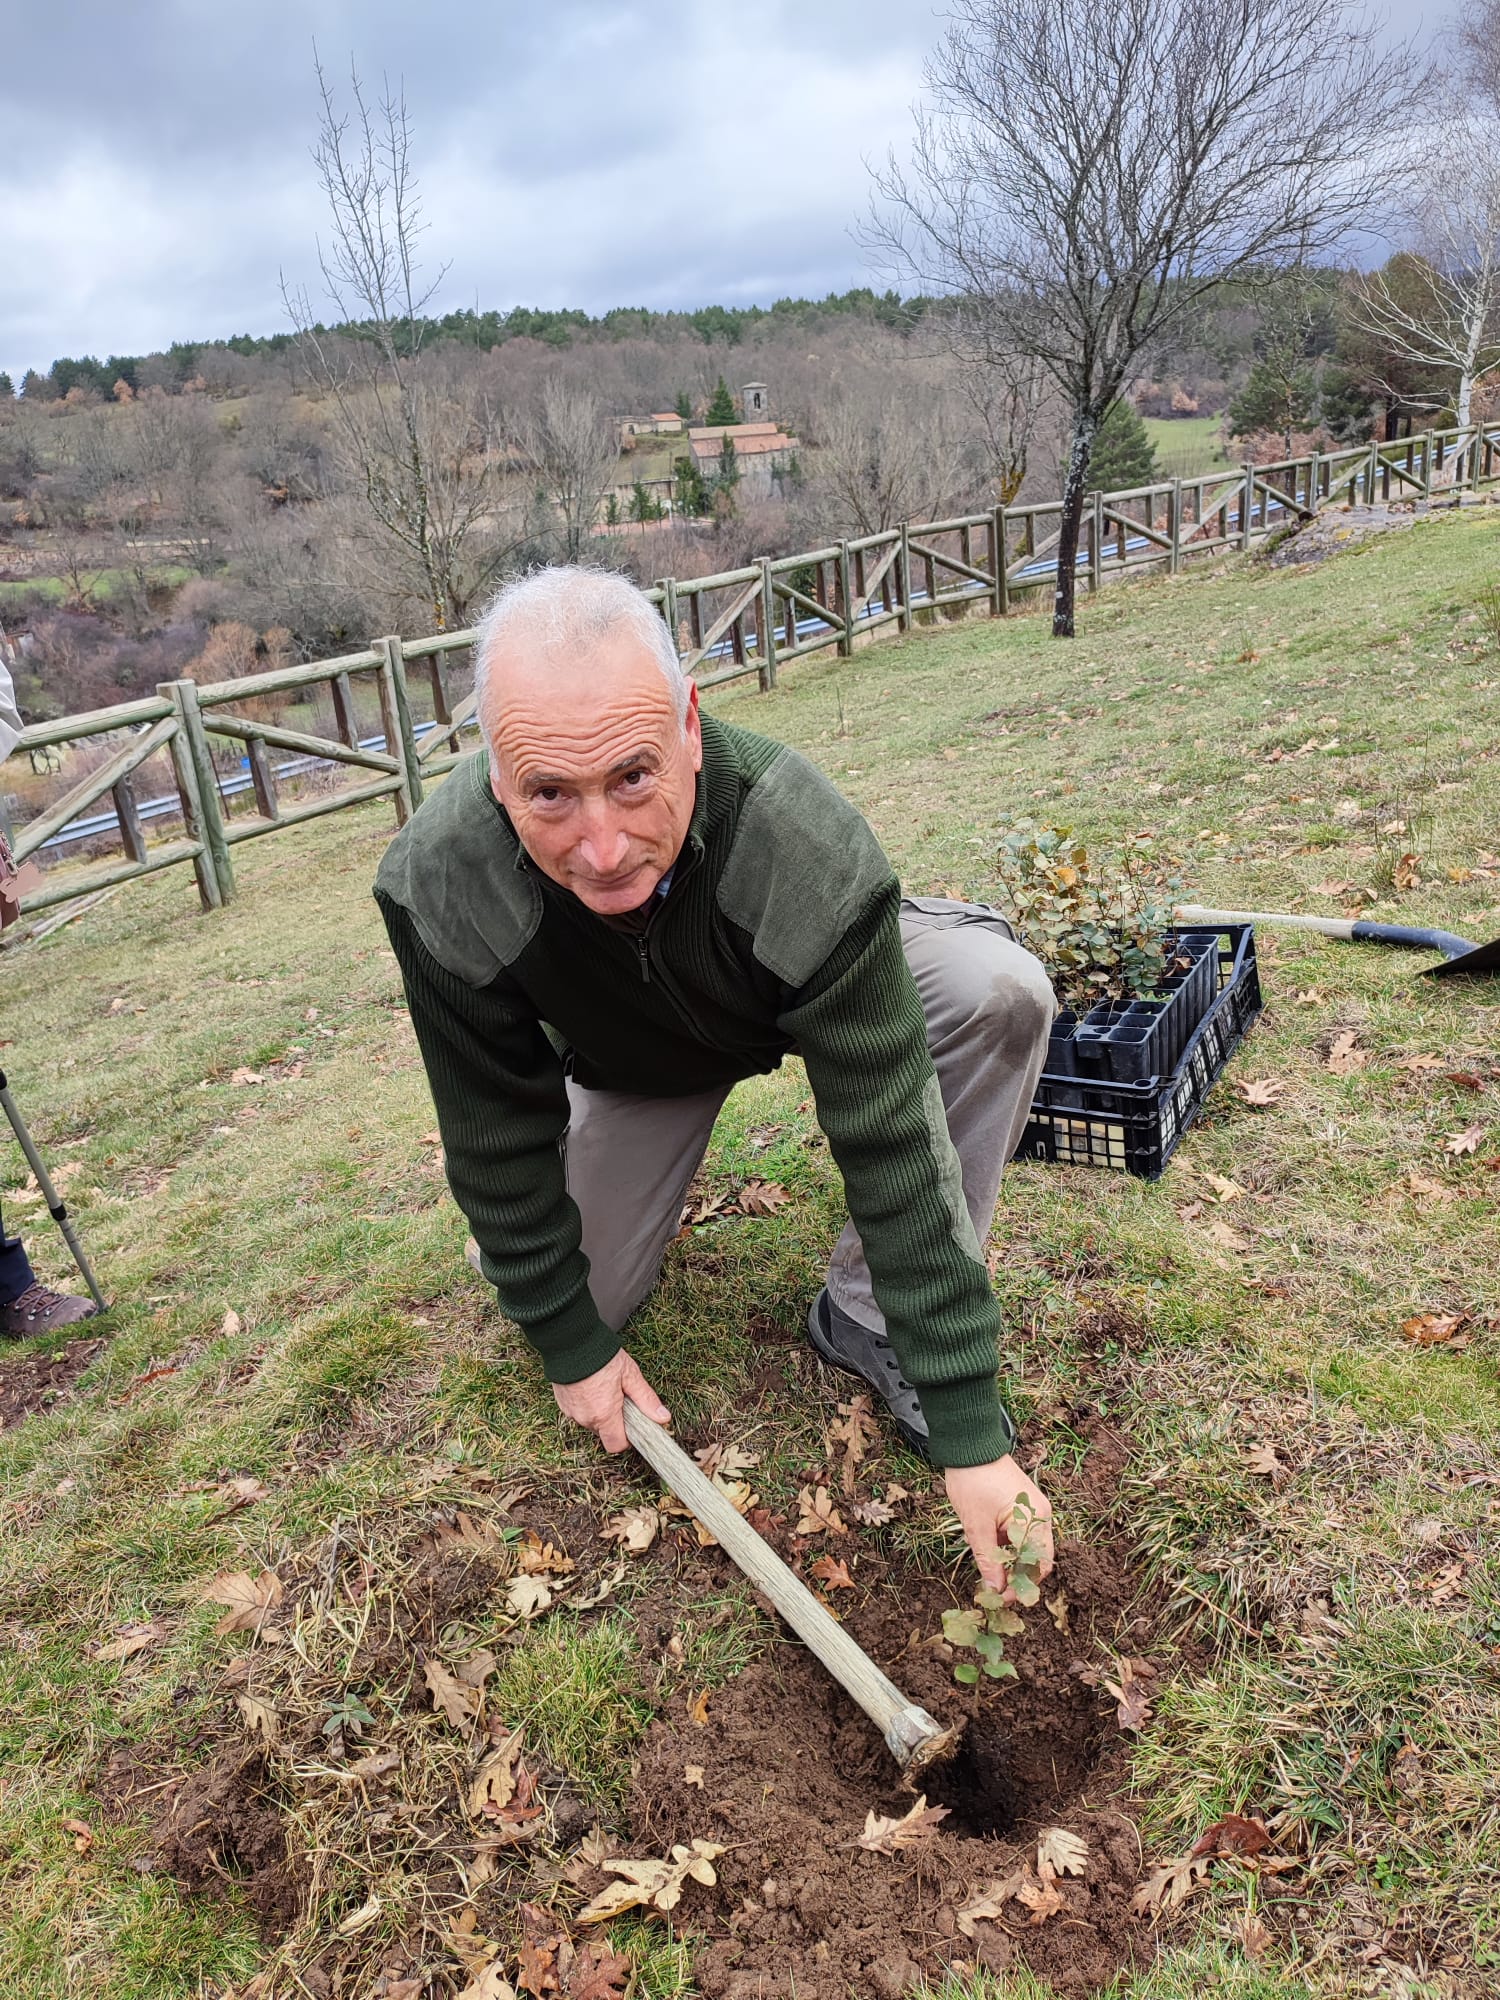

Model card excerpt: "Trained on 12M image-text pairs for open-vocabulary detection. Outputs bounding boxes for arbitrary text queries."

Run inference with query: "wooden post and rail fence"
[5,420,1499,927]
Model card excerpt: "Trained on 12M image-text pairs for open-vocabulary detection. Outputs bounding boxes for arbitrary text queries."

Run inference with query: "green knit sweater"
[373,713,1014,1467]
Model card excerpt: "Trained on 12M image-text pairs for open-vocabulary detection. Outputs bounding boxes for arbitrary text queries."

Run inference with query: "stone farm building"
[687,420,800,499]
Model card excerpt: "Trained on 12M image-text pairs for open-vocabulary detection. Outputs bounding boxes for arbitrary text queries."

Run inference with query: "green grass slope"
[2,508,1498,1998]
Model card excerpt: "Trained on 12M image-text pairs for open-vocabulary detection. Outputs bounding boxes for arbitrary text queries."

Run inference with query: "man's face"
[485,629,702,917]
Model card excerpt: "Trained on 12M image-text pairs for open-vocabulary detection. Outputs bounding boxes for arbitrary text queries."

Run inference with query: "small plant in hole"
[322,1691,376,1749]
[940,1501,1048,1685]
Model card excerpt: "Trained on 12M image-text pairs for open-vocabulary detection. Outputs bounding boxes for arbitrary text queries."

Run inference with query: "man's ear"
[684,681,703,769]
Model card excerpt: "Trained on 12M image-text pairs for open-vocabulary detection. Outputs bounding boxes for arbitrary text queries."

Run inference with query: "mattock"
[623,1400,962,1780]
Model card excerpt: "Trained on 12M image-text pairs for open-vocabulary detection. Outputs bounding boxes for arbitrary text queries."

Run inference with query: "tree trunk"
[1052,415,1097,639]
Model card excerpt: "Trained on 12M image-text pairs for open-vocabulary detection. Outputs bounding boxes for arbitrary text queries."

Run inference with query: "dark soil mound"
[0,1332,106,1429]
[629,1432,1160,1998]
[150,1748,305,1927]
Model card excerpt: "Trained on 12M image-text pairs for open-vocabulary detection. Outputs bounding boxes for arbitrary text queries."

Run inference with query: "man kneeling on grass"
[375,566,1057,1593]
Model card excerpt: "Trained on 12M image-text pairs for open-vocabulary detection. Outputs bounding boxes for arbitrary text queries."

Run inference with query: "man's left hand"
[945,1456,1055,1598]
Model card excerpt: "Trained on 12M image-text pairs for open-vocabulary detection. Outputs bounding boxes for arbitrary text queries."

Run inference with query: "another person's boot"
[0,1282,96,1338]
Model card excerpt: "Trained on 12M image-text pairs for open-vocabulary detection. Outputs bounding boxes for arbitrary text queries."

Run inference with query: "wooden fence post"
[1088,492,1103,594]
[898,522,914,632]
[162,678,233,904]
[112,777,147,866]
[1169,480,1182,573]
[838,542,855,657]
[757,560,778,691]
[658,577,681,659]
[1241,464,1254,550]
[377,636,424,815]
[158,685,221,911]
[992,505,1009,616]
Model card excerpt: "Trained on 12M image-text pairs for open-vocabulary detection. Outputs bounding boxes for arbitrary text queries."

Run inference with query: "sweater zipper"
[636,935,651,984]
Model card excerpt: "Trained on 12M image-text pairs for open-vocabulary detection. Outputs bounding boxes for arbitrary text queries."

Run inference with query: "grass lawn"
[2,507,1499,1999]
[1144,418,1233,478]
[0,566,194,610]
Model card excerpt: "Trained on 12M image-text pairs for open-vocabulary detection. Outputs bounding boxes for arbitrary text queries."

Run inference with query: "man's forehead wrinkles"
[519,746,662,789]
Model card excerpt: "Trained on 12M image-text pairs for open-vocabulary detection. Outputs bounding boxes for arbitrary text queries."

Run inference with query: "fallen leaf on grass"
[505,1575,553,1620]
[1398,1053,1447,1072]
[577,1839,725,1922]
[516,1533,575,1575]
[95,1622,162,1663]
[202,1568,283,1637]
[601,1505,660,1553]
[1401,1311,1470,1347]
[693,1440,760,1480]
[1393,852,1421,893]
[1325,1031,1368,1076]
[1446,1071,1485,1091]
[345,1748,400,1782]
[1177,1199,1205,1224]
[335,1895,383,1938]
[857,1794,950,1854]
[1244,1443,1285,1478]
[680,1189,731,1228]
[1191,1814,1274,1859]
[1312,879,1358,897]
[1403,1170,1457,1204]
[235,1694,279,1745]
[1205,1173,1246,1203]
[851,1496,896,1526]
[1293,987,1327,1006]
[1444,1124,1486,1156]
[1206,1218,1253,1254]
[455,1962,517,2000]
[567,1945,633,2000]
[826,1394,879,1494]
[62,1817,94,1855]
[688,1689,711,1726]
[467,1730,523,1818]
[229,1068,263,1087]
[735,1179,791,1217]
[425,1659,483,1731]
[1235,1910,1274,1957]
[426,1510,507,1556]
[809,1555,854,1590]
[795,1485,847,1536]
[1234,1078,1285,1107]
[1131,1852,1212,1917]
[221,1308,242,1338]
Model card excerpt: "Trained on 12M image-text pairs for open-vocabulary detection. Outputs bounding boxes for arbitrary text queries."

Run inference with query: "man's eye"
[621,770,645,787]
[535,786,562,804]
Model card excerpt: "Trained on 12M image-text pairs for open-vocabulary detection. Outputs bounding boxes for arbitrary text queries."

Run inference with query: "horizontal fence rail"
[5,420,1497,926]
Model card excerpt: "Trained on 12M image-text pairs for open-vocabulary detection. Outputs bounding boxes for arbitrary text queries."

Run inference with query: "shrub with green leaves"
[993,820,1182,1012]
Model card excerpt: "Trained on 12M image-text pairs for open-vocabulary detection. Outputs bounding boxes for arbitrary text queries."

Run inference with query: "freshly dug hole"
[630,1510,1157,1999]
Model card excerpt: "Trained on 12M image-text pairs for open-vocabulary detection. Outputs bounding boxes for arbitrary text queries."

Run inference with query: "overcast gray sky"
[0,0,1443,384]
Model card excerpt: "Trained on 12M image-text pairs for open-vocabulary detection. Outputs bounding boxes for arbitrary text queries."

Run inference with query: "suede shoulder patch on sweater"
[373,753,541,986]
[715,744,894,988]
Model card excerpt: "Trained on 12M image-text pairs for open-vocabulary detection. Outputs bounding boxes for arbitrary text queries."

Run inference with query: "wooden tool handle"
[1174,903,1355,939]
[622,1399,957,1775]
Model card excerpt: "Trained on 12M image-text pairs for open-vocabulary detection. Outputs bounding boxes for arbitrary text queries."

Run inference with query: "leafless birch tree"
[283,59,514,630]
[870,0,1415,636]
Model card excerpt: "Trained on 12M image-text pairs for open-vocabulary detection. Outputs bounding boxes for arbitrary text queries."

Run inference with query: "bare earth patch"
[0,1331,106,1429]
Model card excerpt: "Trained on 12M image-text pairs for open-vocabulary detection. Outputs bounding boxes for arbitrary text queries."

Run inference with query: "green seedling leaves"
[941,1560,1035,1686]
[942,1607,984,1648]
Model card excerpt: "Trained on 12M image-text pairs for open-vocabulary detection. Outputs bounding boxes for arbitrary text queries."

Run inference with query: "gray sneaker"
[805,1288,932,1458]
[0,1283,96,1339]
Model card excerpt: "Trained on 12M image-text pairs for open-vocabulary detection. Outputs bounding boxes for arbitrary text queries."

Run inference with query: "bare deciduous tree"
[283,59,515,630]
[870,0,1415,636]
[519,381,619,562]
[814,385,969,533]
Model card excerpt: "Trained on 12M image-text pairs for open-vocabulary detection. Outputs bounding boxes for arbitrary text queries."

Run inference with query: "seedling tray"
[1018,926,1261,1177]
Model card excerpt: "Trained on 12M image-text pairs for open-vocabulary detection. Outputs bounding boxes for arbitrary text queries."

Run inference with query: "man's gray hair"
[472,567,689,759]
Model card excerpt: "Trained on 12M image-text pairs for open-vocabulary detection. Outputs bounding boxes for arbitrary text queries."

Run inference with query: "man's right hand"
[552,1348,671,1452]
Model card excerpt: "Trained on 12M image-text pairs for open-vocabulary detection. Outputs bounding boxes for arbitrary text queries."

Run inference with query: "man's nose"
[576,812,630,875]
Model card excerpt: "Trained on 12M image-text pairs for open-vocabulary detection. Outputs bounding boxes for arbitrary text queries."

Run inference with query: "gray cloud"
[0,0,1443,380]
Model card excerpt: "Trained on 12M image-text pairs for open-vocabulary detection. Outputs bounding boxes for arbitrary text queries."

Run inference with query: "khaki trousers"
[563,899,1057,1338]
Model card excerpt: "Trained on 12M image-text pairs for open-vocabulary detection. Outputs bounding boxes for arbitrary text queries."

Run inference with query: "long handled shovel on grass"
[0,1068,108,1314]
[623,1398,960,1782]
[1175,905,1500,979]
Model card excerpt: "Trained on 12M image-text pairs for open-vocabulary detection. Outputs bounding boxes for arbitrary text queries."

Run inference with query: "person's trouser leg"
[0,1196,36,1306]
[563,1079,731,1333]
[825,897,1055,1333]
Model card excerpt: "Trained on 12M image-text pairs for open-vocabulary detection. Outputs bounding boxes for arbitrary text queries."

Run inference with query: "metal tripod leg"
[0,1070,108,1315]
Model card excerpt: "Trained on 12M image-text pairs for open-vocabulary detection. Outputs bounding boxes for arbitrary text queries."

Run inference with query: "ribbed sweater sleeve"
[782,882,1014,1469]
[376,893,621,1386]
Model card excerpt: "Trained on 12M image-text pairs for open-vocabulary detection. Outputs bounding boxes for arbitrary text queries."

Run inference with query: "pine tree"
[1087,401,1159,491]
[674,389,692,422]
[0,371,12,400]
[704,376,737,426]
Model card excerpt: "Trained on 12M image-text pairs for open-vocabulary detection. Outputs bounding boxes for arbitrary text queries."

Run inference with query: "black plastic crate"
[1018,926,1262,1178]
